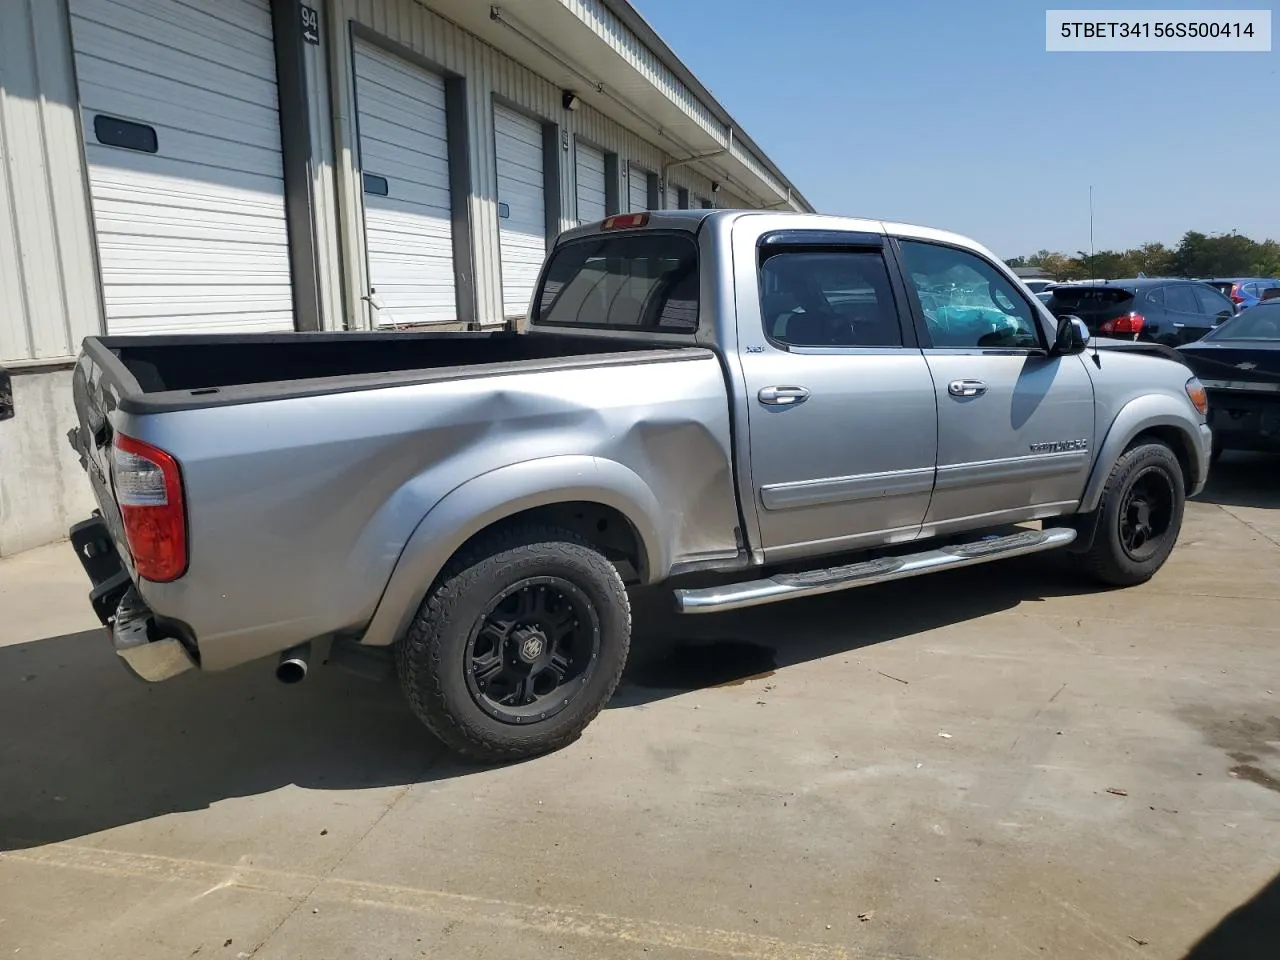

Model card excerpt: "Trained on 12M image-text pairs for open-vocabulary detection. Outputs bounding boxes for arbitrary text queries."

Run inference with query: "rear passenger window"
[759,250,903,347]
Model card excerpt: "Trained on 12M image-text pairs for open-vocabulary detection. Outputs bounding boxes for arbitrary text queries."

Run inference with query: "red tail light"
[1100,312,1146,336]
[112,434,187,582]
[1230,287,1245,305]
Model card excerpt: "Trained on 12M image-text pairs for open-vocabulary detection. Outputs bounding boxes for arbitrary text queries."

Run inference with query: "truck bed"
[84,330,702,413]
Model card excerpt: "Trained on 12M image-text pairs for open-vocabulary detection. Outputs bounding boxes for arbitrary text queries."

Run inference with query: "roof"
[600,0,813,212]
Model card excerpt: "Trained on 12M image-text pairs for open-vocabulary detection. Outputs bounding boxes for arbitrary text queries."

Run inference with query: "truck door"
[893,238,1095,534]
[737,232,939,561]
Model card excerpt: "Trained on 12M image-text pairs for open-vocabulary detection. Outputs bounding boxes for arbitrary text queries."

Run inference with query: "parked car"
[1021,278,1056,295]
[1203,277,1280,311]
[1044,278,1235,346]
[1035,290,1054,305]
[67,211,1211,761]
[1177,300,1280,460]
[0,365,12,422]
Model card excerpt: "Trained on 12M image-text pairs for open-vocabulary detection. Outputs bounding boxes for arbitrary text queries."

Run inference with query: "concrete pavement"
[1,454,1277,959]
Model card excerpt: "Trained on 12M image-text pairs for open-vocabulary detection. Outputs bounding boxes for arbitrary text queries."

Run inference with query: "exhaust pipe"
[276,642,311,684]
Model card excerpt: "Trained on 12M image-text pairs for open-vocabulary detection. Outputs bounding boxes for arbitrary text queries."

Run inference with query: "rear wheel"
[396,524,630,762]
[1077,441,1185,587]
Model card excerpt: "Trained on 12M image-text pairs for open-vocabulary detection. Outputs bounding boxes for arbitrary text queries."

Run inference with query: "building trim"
[271,0,323,332]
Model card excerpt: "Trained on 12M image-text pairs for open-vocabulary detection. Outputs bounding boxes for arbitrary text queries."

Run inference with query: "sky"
[635,0,1279,259]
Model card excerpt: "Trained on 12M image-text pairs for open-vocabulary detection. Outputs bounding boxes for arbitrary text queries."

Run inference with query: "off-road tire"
[396,524,630,762]
[1077,441,1185,587]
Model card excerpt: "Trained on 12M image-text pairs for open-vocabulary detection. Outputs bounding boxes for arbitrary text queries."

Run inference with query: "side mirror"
[0,366,13,422]
[1052,315,1089,355]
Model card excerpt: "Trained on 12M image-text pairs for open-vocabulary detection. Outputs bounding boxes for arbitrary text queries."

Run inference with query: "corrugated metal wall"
[325,0,766,328]
[0,0,102,363]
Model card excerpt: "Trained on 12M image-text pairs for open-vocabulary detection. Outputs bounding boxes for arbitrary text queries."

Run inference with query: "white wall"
[0,368,98,557]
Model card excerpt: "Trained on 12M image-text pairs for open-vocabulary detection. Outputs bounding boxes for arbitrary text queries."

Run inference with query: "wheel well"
[1130,427,1194,490]
[456,502,647,583]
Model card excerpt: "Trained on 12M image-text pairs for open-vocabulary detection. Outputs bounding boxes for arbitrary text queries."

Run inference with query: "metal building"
[0,0,812,556]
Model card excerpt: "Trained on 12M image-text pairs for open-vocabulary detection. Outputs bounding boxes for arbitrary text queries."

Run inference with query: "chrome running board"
[673,527,1077,614]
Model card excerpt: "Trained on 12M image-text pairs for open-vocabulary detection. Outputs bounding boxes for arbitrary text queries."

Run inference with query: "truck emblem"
[1029,439,1088,453]
[745,344,765,353]
[1236,361,1257,371]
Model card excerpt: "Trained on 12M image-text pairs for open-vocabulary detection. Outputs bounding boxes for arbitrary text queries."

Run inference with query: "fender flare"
[358,455,668,648]
[1078,394,1207,516]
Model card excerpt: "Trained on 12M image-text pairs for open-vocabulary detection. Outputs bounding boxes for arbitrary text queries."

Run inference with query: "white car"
[1021,278,1056,295]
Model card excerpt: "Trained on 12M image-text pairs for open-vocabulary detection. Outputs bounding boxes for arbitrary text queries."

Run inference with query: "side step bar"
[674,527,1077,614]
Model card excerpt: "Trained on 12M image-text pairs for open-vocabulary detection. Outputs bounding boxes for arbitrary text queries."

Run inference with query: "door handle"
[948,379,987,398]
[758,385,810,406]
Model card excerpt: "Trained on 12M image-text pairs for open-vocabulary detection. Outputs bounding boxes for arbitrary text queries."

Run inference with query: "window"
[1164,284,1199,314]
[898,241,1042,349]
[93,115,157,154]
[362,173,389,196]
[1145,286,1165,307]
[1192,284,1233,317]
[1212,302,1280,340]
[759,250,903,347]
[533,233,698,331]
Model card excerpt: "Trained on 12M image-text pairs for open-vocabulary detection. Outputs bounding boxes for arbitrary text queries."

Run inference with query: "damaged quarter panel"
[125,352,738,669]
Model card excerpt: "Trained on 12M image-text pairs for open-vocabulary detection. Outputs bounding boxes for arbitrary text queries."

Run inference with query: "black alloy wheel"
[465,577,600,724]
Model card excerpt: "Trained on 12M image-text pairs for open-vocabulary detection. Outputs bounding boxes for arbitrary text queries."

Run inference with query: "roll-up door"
[664,182,680,210]
[353,39,455,327]
[575,141,606,226]
[68,0,293,334]
[493,103,545,319]
[628,165,649,212]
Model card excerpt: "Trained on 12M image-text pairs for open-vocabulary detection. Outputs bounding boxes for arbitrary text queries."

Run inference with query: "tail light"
[1230,285,1245,305]
[601,213,648,230]
[112,434,187,582]
[1100,312,1146,336]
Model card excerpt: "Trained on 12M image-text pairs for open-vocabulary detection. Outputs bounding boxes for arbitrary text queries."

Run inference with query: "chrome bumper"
[70,514,197,683]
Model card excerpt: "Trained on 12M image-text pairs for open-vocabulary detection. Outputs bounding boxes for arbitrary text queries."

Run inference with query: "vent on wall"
[362,173,389,196]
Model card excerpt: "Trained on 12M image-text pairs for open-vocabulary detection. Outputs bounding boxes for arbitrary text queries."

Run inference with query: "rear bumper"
[1207,394,1280,453]
[70,515,197,683]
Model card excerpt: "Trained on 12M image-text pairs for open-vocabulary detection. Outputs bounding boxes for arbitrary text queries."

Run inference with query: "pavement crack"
[1214,503,1280,551]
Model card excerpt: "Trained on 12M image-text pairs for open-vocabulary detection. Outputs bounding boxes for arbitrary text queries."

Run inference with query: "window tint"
[759,250,903,347]
[898,241,1042,349]
[533,233,698,331]
[1164,284,1199,313]
[93,115,157,154]
[1145,286,1165,307]
[1212,303,1280,339]
[1192,284,1233,316]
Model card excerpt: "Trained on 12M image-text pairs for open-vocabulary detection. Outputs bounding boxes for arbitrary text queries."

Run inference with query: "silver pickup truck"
[68,210,1212,760]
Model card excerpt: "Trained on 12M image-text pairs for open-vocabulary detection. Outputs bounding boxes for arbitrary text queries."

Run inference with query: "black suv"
[1045,278,1236,346]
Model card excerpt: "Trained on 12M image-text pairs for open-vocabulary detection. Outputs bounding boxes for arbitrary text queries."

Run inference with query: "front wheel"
[1077,441,1185,587]
[396,524,631,762]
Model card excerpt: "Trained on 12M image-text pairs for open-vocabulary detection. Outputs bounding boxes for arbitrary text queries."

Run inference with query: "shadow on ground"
[0,552,1103,851]
[1195,451,1280,510]
[1181,870,1280,960]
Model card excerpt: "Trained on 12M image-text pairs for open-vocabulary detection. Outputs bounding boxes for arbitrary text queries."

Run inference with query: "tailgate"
[68,351,134,570]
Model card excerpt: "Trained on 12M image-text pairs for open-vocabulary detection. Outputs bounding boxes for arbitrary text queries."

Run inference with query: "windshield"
[533,233,699,332]
[1211,302,1280,340]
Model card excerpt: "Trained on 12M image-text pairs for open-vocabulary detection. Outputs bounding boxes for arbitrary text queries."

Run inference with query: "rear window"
[1046,287,1134,314]
[1213,302,1280,339]
[1207,281,1235,295]
[533,233,698,332]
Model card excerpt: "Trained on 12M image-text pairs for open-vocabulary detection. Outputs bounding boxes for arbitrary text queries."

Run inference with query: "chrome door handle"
[948,379,987,397]
[758,385,810,406]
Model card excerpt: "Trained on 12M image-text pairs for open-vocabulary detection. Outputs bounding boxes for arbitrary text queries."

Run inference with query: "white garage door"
[575,141,606,226]
[628,165,649,212]
[68,0,293,335]
[353,39,455,327]
[665,182,680,210]
[493,104,545,320]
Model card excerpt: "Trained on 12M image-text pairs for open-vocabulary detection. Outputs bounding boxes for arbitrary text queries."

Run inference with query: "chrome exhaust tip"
[275,643,310,684]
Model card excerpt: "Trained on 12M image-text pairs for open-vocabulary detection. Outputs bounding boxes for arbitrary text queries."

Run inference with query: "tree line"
[1006,231,1280,281]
